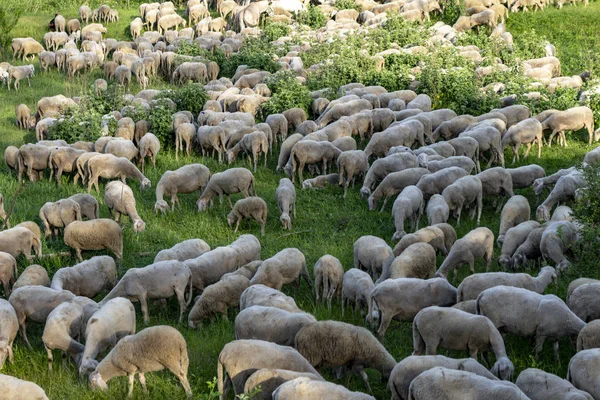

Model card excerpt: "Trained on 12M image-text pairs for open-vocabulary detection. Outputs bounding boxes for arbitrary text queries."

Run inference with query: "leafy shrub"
[261,21,290,42]
[334,0,362,11]
[572,165,600,278]
[147,99,176,148]
[159,84,208,116]
[220,38,282,78]
[48,107,103,143]
[262,71,313,118]
[435,0,463,25]
[296,5,327,29]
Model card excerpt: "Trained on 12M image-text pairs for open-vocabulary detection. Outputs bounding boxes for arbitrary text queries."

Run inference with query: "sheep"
[8,286,75,349]
[421,155,477,175]
[275,178,296,230]
[441,175,483,226]
[391,185,424,241]
[222,261,262,281]
[536,171,585,222]
[14,221,41,243]
[416,166,469,201]
[51,256,117,298]
[541,106,596,146]
[104,180,145,233]
[459,126,504,168]
[0,374,49,400]
[393,225,448,257]
[353,235,393,280]
[138,132,160,173]
[540,221,580,272]
[0,252,17,296]
[188,274,250,326]
[301,173,340,190]
[425,194,449,225]
[294,320,396,391]
[12,265,48,290]
[497,221,541,270]
[0,226,41,260]
[568,283,600,323]
[507,165,546,189]
[408,367,528,400]
[39,198,82,239]
[7,65,35,91]
[0,299,18,370]
[368,168,430,212]
[435,227,494,280]
[234,305,316,346]
[360,152,419,197]
[341,268,374,317]
[412,306,514,380]
[227,196,268,236]
[251,248,311,291]
[502,118,543,163]
[477,167,515,211]
[154,163,210,214]
[337,150,369,198]
[277,134,303,172]
[154,239,211,263]
[577,320,600,352]
[568,349,600,399]
[101,260,192,324]
[314,255,344,308]
[389,355,498,400]
[369,278,457,338]
[273,378,374,400]
[245,370,324,400]
[477,286,585,360]
[89,325,191,397]
[239,284,302,313]
[290,140,342,184]
[64,219,123,262]
[78,297,136,377]
[86,154,151,193]
[516,368,593,400]
[42,297,99,371]
[197,168,255,211]
[380,243,436,282]
[532,167,576,196]
[497,195,530,247]
[511,225,547,270]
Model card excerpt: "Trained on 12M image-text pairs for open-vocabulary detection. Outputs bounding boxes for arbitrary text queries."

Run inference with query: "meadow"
[0,2,598,399]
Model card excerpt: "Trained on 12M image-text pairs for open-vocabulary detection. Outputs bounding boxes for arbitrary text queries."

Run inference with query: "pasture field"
[0,2,598,399]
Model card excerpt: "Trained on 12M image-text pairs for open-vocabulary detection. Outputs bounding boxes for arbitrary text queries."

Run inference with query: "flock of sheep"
[1,0,600,399]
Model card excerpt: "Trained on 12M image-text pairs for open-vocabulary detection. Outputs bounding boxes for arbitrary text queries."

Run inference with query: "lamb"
[568,283,600,322]
[295,320,396,391]
[380,243,436,282]
[138,132,160,173]
[51,256,117,298]
[273,378,375,400]
[441,175,483,226]
[239,284,302,313]
[502,118,543,163]
[0,227,41,260]
[275,178,296,230]
[412,306,514,380]
[477,286,585,360]
[290,140,342,184]
[426,194,449,225]
[337,150,369,198]
[154,239,211,263]
[540,221,580,271]
[89,325,191,397]
[64,219,123,261]
[516,368,593,400]
[391,185,424,240]
[250,248,311,291]
[154,163,211,214]
[244,370,324,400]
[227,196,268,236]
[360,152,419,198]
[86,154,151,193]
[393,225,448,257]
[104,180,145,233]
[101,260,192,323]
[39,198,82,238]
[301,173,340,190]
[79,297,136,377]
[0,252,17,296]
[507,165,546,189]
[234,305,316,346]
[197,168,255,211]
[389,355,498,400]
[342,268,374,317]
[368,168,430,212]
[0,374,49,400]
[497,195,530,247]
[577,320,600,352]
[435,227,494,280]
[408,367,528,400]
[416,166,469,200]
[568,349,600,399]
[314,255,344,308]
[369,278,457,338]
[0,299,18,370]
[42,297,99,371]
[188,274,250,326]
[536,171,585,221]
[8,286,75,348]
[12,264,49,290]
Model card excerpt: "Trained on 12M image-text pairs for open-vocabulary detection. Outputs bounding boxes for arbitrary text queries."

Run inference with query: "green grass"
[0,3,599,400]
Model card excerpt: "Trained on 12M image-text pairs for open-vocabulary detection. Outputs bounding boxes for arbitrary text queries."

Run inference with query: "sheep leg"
[75,248,83,262]
[534,334,546,360]
[553,340,560,361]
[139,294,150,324]
[353,365,373,394]
[379,196,389,213]
[138,372,148,392]
[524,143,532,159]
[227,196,233,209]
[20,321,32,349]
[234,219,240,233]
[176,288,187,324]
[128,373,135,397]
[377,312,393,339]
[46,346,53,371]
[327,283,337,310]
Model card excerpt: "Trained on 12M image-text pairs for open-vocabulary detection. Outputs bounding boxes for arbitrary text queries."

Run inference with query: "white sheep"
[239,284,302,313]
[380,243,436,282]
[507,165,546,189]
[536,171,585,221]
[137,132,160,173]
[154,164,211,214]
[273,377,375,400]
[154,239,211,262]
[498,220,541,270]
[391,185,424,241]
[393,225,448,257]
[577,320,600,352]
[244,369,324,400]
[516,368,593,400]
[568,349,600,399]
[337,150,369,198]
[415,166,469,200]
[197,168,255,211]
[86,154,151,193]
[227,196,268,236]
[250,248,311,291]
[0,299,18,370]
[497,195,530,247]
[104,180,146,233]
[568,283,600,322]
[0,374,48,400]
[188,275,250,327]
[341,268,374,317]
[426,194,449,225]
[551,205,573,221]
[501,118,543,163]
[441,175,483,226]
[435,227,494,280]
[314,254,344,308]
[39,198,82,238]
[64,219,123,261]
[353,235,394,280]
[368,168,430,212]
[275,178,296,230]
[51,256,117,298]
[0,252,17,296]
[511,225,547,270]
[540,221,580,271]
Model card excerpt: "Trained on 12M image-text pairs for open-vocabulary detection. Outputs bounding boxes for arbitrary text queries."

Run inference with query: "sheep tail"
[186,274,193,306]
[217,354,225,396]
[412,320,425,355]
[367,292,374,326]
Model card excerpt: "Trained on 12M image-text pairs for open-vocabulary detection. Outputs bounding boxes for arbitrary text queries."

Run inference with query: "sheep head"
[197,198,210,212]
[154,200,169,215]
[133,219,146,233]
[535,204,550,222]
[89,371,108,391]
[280,214,291,230]
[140,177,152,190]
[227,211,237,227]
[491,356,514,381]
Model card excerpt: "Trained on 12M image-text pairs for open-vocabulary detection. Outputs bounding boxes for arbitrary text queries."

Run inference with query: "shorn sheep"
[64,219,123,261]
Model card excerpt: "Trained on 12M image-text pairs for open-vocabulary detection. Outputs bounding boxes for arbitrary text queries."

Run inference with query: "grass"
[0,3,599,400]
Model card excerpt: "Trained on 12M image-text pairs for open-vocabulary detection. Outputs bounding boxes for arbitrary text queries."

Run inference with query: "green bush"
[147,99,176,148]
[296,5,327,29]
[48,107,103,143]
[262,71,313,118]
[220,38,282,78]
[159,84,208,116]
[334,0,362,12]
[572,165,600,278]
[261,21,291,42]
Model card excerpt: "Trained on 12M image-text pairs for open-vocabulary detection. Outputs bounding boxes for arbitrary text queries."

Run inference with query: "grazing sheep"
[12,264,49,290]
[368,168,430,212]
[86,154,151,193]
[412,306,514,380]
[188,274,250,326]
[568,349,600,399]
[381,243,436,282]
[408,367,528,400]
[0,227,42,260]
[217,339,321,398]
[441,175,483,226]
[497,195,530,247]
[64,219,123,261]
[393,226,448,257]
[0,252,17,296]
[337,150,369,198]
[551,205,574,221]
[14,221,41,243]
[239,284,302,313]
[360,152,419,198]
[244,369,324,400]
[577,320,600,352]
[478,167,515,211]
[568,283,600,322]
[154,239,211,263]
[15,104,34,130]
[275,178,296,230]
[391,185,424,241]
[516,368,593,400]
[435,227,494,280]
[477,286,585,360]
[507,165,546,189]
[369,278,457,338]
[154,163,210,214]
[532,167,576,196]
[79,297,136,377]
[235,305,316,346]
[227,196,268,236]
[273,378,374,400]
[68,194,99,220]
[426,194,449,225]
[314,255,344,308]
[251,248,311,291]
[536,171,585,221]
[301,173,340,190]
[227,131,269,173]
[496,219,541,270]
[295,320,396,391]
[104,181,145,233]
[501,118,543,163]
[389,355,498,400]
[138,133,160,173]
[342,268,374,317]
[197,168,255,211]
[568,278,600,304]
[0,299,18,370]
[0,374,49,400]
[277,134,303,172]
[102,260,192,324]
[511,225,547,270]
[541,106,596,146]
[353,235,394,280]
[89,326,192,397]
[51,256,117,298]
[540,221,580,272]
[39,199,82,238]
[290,140,342,184]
